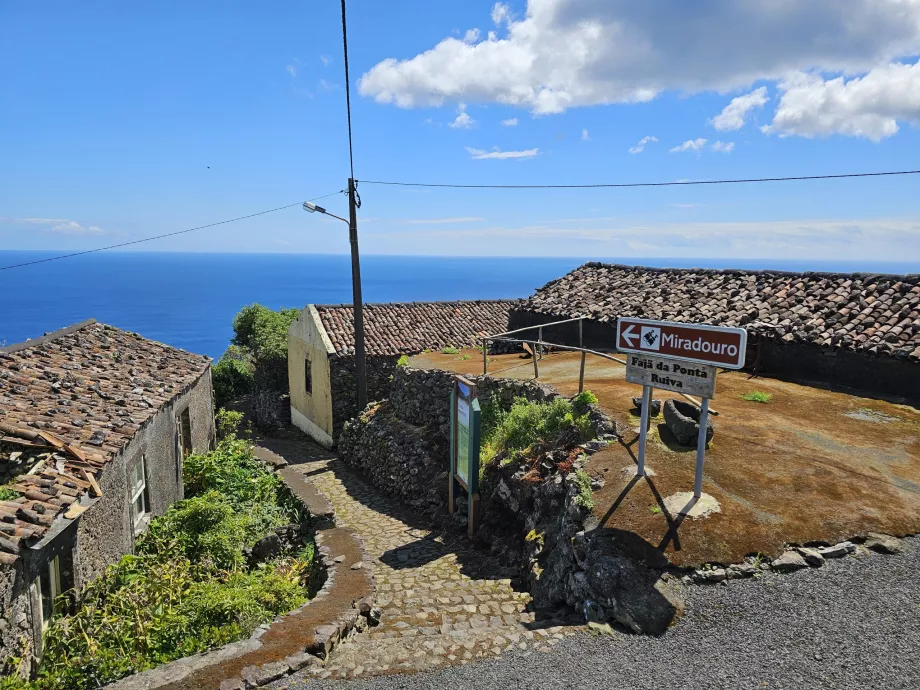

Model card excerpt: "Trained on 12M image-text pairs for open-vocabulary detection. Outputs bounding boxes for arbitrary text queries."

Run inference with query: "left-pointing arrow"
[621,324,639,347]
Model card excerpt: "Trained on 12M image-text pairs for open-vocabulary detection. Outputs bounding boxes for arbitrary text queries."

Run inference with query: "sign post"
[617,318,747,499]
[449,375,481,538]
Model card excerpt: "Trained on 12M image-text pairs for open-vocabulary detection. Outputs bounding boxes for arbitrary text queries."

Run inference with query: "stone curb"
[104,450,377,690]
[678,533,908,586]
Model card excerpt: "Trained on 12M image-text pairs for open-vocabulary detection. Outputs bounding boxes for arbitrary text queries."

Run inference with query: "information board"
[625,353,717,399]
[456,397,471,486]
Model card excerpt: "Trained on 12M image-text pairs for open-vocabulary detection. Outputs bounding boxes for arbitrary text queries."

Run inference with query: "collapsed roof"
[0,320,210,563]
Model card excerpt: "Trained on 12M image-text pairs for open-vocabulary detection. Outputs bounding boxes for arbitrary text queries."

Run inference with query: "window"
[130,455,149,530]
[304,356,313,395]
[179,408,193,458]
[34,556,62,629]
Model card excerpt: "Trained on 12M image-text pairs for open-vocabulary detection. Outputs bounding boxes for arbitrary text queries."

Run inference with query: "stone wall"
[388,366,560,440]
[339,366,683,634]
[329,355,399,439]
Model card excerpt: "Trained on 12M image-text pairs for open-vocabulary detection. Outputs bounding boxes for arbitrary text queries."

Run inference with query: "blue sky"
[2,0,920,262]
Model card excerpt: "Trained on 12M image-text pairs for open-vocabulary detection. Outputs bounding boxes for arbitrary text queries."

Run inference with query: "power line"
[340,0,356,181]
[0,190,345,272]
[357,168,920,190]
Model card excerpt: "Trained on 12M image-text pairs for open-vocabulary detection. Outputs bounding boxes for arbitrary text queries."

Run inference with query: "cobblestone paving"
[283,454,582,682]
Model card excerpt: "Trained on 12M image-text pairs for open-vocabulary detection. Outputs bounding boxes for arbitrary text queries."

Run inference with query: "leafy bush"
[212,346,253,407]
[0,486,20,501]
[396,354,409,367]
[24,438,313,690]
[216,408,245,440]
[231,305,299,390]
[741,391,773,403]
[573,469,595,510]
[440,346,460,355]
[479,396,594,468]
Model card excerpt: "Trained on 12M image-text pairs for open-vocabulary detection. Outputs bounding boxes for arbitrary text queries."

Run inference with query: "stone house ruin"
[0,320,215,668]
[509,262,920,402]
[287,300,518,447]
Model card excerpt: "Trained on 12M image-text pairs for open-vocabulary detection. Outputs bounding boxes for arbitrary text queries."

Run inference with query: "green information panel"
[449,375,481,537]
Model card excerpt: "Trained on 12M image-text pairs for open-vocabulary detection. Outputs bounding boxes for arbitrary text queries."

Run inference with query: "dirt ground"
[411,349,920,568]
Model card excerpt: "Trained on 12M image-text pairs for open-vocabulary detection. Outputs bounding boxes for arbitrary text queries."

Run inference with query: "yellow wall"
[287,306,334,447]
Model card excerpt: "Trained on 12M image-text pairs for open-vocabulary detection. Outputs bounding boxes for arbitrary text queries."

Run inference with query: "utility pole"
[347,177,367,410]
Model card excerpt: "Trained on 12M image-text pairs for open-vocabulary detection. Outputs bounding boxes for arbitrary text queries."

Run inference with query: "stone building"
[0,320,214,668]
[287,300,517,447]
[509,262,920,402]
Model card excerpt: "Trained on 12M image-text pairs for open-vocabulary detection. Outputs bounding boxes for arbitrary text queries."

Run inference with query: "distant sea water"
[2,251,918,359]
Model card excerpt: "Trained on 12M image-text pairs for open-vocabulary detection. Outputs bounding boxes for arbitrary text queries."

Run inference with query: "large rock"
[771,550,808,572]
[584,551,684,635]
[864,533,902,554]
[663,399,714,446]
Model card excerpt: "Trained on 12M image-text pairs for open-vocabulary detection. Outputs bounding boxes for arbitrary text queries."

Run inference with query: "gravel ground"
[276,537,920,690]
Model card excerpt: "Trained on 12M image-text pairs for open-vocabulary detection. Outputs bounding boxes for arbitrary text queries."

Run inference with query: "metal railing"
[479,317,717,414]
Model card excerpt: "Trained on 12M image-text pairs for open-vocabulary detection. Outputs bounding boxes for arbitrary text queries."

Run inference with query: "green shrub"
[216,408,245,440]
[741,391,773,404]
[212,346,253,407]
[396,354,409,367]
[25,438,313,690]
[230,305,299,393]
[479,396,593,468]
[441,346,460,355]
[0,486,21,501]
[573,469,595,511]
[572,390,598,407]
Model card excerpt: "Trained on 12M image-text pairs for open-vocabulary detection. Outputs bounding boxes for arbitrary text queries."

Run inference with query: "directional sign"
[616,317,747,369]
[626,354,717,398]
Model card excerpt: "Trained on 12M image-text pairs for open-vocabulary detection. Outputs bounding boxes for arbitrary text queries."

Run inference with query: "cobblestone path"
[274,446,582,682]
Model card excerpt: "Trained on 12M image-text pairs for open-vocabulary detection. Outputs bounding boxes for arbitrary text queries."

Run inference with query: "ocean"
[2,251,917,359]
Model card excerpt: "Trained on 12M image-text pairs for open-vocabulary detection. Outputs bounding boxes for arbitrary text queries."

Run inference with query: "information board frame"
[449,375,481,537]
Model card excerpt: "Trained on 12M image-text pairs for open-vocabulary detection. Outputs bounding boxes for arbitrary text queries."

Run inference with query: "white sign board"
[456,397,471,486]
[626,353,717,398]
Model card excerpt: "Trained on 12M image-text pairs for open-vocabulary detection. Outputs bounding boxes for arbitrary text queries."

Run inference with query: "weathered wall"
[74,370,214,587]
[389,366,560,440]
[288,307,335,446]
[338,367,562,511]
[758,339,920,404]
[328,356,399,440]
[0,563,30,674]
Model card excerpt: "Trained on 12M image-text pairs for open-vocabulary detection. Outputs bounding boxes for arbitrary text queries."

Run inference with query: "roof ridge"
[581,261,920,281]
[314,298,523,310]
[0,319,98,354]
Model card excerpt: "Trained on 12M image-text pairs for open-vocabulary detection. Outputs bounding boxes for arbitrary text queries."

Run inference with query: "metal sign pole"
[637,385,652,476]
[693,397,710,498]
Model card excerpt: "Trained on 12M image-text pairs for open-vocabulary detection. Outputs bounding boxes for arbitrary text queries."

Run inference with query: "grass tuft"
[741,391,773,404]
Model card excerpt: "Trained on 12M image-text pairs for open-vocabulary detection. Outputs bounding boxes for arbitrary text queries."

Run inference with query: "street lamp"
[302,180,368,413]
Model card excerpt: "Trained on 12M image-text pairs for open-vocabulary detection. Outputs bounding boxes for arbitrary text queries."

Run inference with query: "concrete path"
[264,439,582,682]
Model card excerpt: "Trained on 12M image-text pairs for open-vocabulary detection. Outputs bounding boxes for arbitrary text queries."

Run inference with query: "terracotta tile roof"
[0,320,210,562]
[517,263,920,362]
[316,300,519,357]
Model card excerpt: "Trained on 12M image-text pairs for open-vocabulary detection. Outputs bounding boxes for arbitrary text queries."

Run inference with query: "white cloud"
[286,64,297,78]
[358,1,920,114]
[628,135,658,154]
[0,217,105,235]
[465,146,540,159]
[450,112,474,129]
[711,141,735,153]
[373,216,920,259]
[501,117,519,126]
[404,217,486,224]
[463,28,481,44]
[670,138,708,154]
[319,79,339,91]
[320,54,331,67]
[449,103,475,128]
[765,61,920,141]
[711,86,768,131]
[491,2,512,26]
[581,128,590,141]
